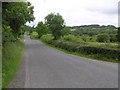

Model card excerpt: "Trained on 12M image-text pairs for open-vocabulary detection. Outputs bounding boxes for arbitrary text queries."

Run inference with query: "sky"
[26,0,119,27]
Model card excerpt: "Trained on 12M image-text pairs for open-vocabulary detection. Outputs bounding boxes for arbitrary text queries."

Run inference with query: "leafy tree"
[97,34,110,42]
[45,13,65,40]
[61,27,71,36]
[21,25,34,35]
[36,22,50,38]
[2,25,16,44]
[2,2,35,38]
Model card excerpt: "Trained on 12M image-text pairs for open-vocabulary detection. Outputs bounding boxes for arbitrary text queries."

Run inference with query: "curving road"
[8,35,118,88]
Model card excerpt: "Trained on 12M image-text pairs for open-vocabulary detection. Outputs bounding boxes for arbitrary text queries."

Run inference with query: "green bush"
[30,31,39,39]
[97,34,110,42]
[2,25,16,44]
[63,35,82,42]
[48,40,119,60]
[109,34,117,42]
[89,37,97,42]
[40,34,54,43]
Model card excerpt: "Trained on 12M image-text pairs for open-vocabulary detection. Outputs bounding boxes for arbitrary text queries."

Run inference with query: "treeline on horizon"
[68,24,117,29]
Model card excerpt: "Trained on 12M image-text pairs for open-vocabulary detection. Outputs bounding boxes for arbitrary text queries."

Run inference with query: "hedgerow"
[48,40,119,60]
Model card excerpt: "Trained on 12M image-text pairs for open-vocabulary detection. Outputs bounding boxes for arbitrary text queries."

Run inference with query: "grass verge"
[39,40,119,63]
[2,39,24,88]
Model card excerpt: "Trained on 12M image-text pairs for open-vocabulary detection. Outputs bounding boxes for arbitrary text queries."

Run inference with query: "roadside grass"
[39,40,119,63]
[0,43,2,89]
[2,39,24,88]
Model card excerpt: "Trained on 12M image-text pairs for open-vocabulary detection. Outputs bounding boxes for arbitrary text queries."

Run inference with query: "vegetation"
[41,34,54,43]
[2,1,35,88]
[2,40,24,88]
[45,13,65,40]
[30,12,119,62]
[36,22,50,38]
[2,2,34,39]
[48,40,119,61]
[97,34,110,42]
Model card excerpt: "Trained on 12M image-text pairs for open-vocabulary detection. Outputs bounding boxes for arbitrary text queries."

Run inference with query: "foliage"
[48,40,119,61]
[45,13,65,40]
[2,25,16,44]
[36,22,50,38]
[2,1,34,88]
[30,31,39,39]
[61,27,71,36]
[70,25,117,37]
[2,2,35,38]
[40,34,54,43]
[63,35,82,43]
[97,34,110,42]
[2,40,24,88]
[109,34,117,42]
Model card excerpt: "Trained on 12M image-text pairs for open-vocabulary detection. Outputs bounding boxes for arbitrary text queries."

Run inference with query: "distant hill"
[67,24,117,36]
[67,24,117,30]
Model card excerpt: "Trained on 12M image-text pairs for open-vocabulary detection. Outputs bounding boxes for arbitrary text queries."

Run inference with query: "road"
[8,35,118,88]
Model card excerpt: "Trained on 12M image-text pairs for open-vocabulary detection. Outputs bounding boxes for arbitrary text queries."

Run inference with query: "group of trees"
[69,25,118,43]
[36,13,70,40]
[2,2,35,44]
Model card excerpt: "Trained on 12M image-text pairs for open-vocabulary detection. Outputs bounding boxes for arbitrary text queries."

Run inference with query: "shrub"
[40,34,54,43]
[48,40,119,60]
[89,37,97,42]
[97,34,110,42]
[30,31,39,39]
[2,25,16,44]
[109,34,117,42]
[63,35,82,42]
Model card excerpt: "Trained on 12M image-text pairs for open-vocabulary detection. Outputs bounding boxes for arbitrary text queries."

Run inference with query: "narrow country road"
[8,35,118,88]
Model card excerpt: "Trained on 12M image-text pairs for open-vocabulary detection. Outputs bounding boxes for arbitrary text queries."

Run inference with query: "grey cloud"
[86,7,117,15]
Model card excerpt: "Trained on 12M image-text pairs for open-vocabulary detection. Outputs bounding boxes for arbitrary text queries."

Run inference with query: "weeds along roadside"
[2,38,24,88]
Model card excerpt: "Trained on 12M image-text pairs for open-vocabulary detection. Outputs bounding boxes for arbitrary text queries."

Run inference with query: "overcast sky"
[26,0,119,27]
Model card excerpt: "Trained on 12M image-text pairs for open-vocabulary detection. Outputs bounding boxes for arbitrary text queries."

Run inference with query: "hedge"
[48,40,119,60]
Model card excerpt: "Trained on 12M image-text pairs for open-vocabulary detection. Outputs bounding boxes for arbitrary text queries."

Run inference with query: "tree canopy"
[2,2,35,39]
[36,22,50,38]
[45,13,65,40]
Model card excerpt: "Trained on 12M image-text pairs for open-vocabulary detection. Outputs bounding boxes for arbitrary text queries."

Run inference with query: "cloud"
[85,0,118,15]
[26,0,118,27]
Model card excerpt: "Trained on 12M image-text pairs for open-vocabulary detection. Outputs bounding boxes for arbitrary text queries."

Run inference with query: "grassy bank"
[2,39,24,88]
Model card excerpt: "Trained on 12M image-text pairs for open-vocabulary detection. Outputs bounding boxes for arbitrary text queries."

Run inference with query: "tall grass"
[2,40,24,88]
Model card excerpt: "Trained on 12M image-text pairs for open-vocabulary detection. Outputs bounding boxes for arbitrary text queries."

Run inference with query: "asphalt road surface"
[8,35,118,88]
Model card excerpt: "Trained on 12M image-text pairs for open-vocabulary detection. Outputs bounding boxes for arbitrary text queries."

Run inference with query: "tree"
[2,25,16,44]
[61,27,71,36]
[97,34,110,42]
[2,2,35,38]
[45,13,65,40]
[36,22,50,38]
